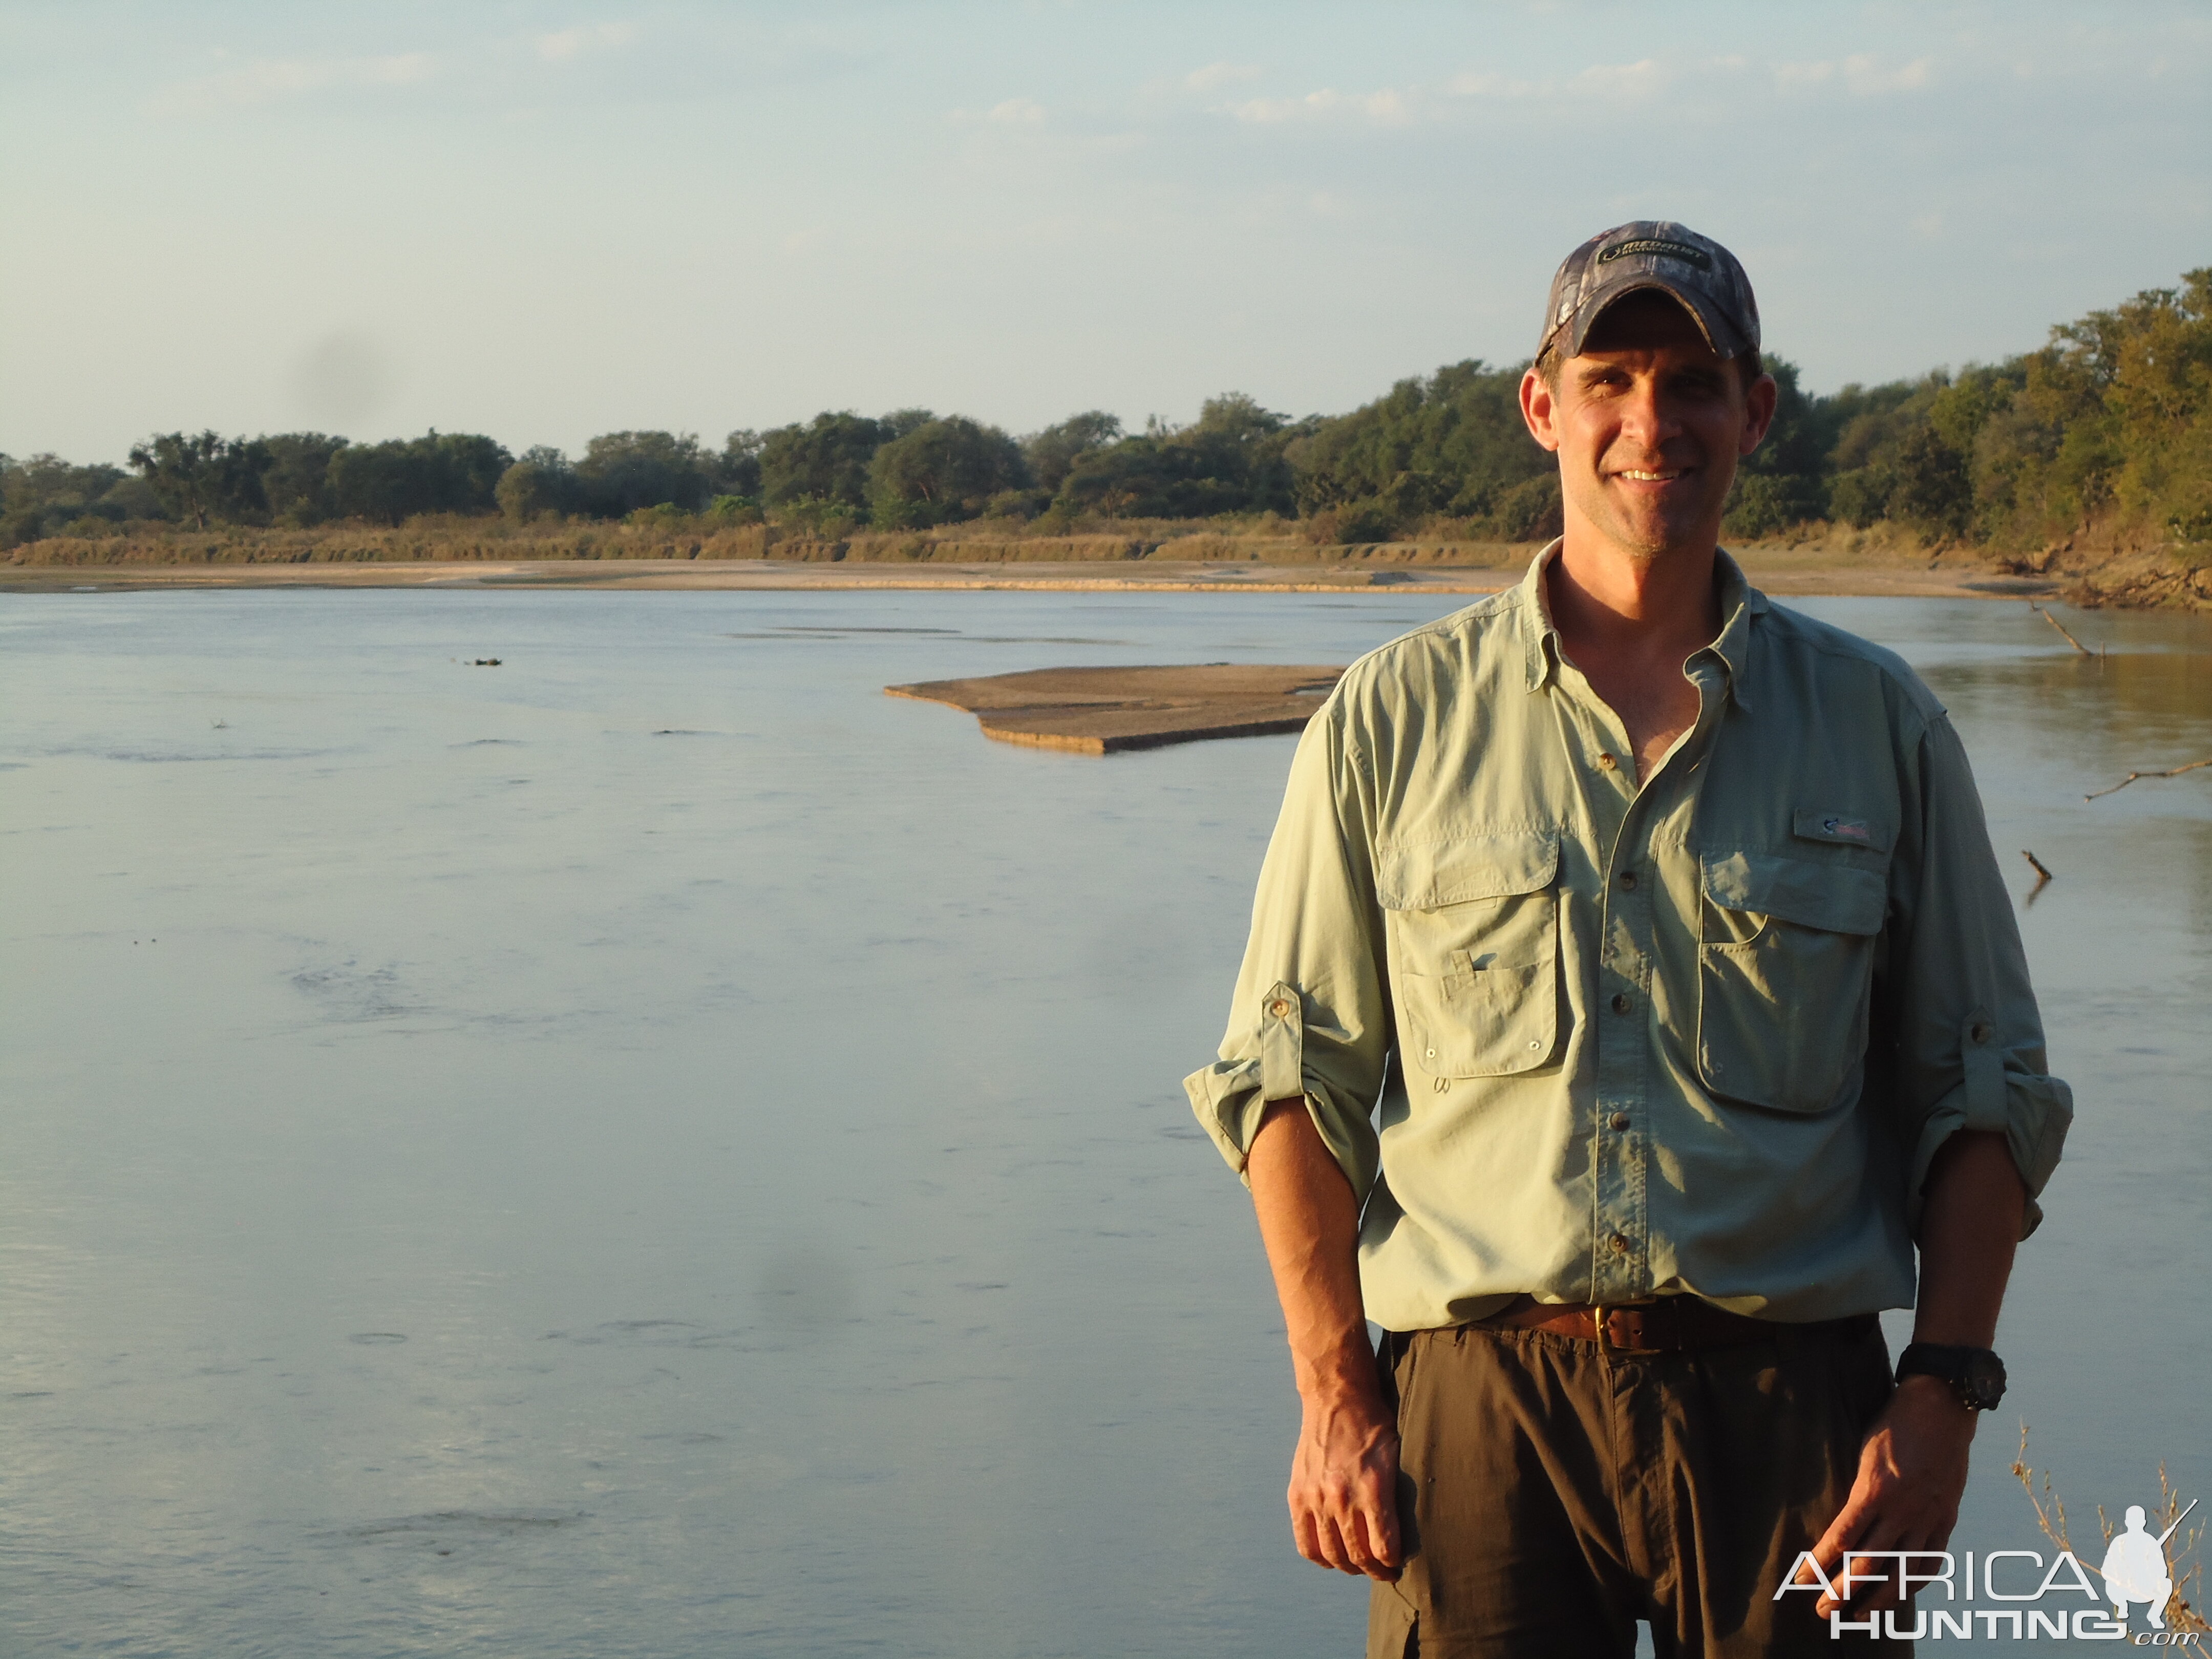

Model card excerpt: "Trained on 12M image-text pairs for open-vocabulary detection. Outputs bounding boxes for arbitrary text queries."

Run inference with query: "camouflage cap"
[1538,220,1760,365]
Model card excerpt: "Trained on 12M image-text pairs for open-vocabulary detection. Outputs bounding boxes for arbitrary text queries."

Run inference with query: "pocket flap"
[1375,832,1559,910]
[1792,806,1895,854]
[1703,850,1886,936]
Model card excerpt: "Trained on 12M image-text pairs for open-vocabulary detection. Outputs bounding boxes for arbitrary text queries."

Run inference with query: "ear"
[1519,368,1562,453]
[1737,372,1779,458]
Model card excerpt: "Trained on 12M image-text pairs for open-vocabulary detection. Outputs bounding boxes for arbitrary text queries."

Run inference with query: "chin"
[1605,512,1709,561]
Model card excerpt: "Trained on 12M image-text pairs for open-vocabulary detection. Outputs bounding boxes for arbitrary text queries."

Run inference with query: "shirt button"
[1597,752,1619,771]
[1269,999,1290,1017]
[1618,870,1637,891]
[1611,992,1633,1015]
[1610,1112,1631,1132]
[1609,1233,1630,1256]
[1970,1022,1993,1045]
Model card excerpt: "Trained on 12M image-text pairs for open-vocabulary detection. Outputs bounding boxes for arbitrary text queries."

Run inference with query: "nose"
[1618,374,1682,452]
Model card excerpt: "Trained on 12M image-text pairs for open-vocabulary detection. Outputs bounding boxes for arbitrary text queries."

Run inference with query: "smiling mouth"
[1616,468,1688,483]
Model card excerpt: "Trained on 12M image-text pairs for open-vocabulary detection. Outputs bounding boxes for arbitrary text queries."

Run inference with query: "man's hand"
[1245,1097,1406,1583]
[1288,1375,1403,1580]
[1809,1376,1974,1616]
[1804,1129,2025,1618]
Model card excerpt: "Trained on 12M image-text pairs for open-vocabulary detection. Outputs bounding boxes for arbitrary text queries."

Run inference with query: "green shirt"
[1185,546,2071,1330]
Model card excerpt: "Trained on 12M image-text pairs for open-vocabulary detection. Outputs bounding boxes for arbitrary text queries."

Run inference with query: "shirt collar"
[1704,548,1768,712]
[1518,540,1565,693]
[1516,539,1769,709]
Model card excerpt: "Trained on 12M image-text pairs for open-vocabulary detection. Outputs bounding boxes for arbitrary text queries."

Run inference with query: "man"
[1184,222,2071,1657]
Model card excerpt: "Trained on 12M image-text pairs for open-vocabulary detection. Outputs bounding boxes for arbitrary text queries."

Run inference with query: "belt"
[1474,1294,1871,1355]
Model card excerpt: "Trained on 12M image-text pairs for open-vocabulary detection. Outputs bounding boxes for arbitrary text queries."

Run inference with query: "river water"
[1,586,2206,1656]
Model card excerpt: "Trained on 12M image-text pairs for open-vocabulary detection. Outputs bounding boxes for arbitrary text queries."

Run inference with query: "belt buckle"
[1596,1299,1667,1356]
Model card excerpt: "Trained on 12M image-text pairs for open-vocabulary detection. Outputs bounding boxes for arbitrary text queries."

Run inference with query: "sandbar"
[886,664,1346,753]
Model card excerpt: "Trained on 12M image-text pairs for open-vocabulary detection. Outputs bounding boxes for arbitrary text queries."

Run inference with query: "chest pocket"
[1698,851,1887,1113]
[1377,832,1562,1078]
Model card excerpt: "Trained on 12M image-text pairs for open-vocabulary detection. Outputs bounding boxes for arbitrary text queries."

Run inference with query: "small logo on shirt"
[1822,816,1871,843]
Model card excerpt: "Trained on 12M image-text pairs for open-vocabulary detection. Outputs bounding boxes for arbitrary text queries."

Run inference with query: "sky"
[4,1,2208,465]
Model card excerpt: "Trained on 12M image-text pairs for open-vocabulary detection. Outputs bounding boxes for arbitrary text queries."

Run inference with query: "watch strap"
[1897,1342,2007,1411]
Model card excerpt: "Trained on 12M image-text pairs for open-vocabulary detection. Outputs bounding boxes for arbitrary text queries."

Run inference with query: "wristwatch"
[1896,1343,2008,1412]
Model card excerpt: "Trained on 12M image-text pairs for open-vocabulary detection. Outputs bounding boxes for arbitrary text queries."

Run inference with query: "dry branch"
[2022,849,2054,887]
[2085,756,2212,802]
[2029,601,2093,656]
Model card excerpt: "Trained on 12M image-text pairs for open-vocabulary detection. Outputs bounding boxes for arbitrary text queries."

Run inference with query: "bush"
[771,497,867,537]
[1494,475,1563,542]
[1828,466,1893,530]
[1724,473,1826,540]
[1304,500,1400,544]
[705,494,762,525]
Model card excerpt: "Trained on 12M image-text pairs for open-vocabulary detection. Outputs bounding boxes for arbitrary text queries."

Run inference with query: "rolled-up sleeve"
[1183,693,1392,1200]
[1881,711,2073,1238]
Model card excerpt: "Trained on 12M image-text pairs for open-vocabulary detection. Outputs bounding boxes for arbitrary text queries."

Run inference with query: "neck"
[1546,519,1722,664]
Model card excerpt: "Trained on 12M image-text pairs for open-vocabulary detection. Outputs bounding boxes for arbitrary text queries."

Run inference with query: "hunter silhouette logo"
[2107,1500,2198,1630]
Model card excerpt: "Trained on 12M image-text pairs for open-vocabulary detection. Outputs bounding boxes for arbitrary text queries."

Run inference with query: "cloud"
[951,96,1046,126]
[1185,62,1261,92]
[1448,58,1665,102]
[536,23,636,62]
[1446,69,1538,99]
[1844,54,1931,94]
[1228,87,1413,126]
[1570,58,1669,99]
[1776,54,1932,95]
[150,53,439,115]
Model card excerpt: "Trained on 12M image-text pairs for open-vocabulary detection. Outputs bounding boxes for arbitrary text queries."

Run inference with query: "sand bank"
[887,664,1346,753]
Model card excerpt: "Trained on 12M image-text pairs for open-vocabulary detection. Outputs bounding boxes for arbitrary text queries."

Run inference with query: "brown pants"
[1366,1317,1907,1658]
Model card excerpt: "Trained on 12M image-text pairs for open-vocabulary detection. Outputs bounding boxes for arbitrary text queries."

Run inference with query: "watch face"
[1965,1351,2007,1409]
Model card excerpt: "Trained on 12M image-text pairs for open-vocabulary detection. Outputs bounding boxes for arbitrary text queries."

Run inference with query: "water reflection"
[0,589,2205,1656]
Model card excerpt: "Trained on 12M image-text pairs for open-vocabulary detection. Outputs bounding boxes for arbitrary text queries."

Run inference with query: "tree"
[1887,424,1974,537]
[2,452,166,545]
[1050,392,1303,521]
[326,431,511,525]
[1283,361,1548,537]
[869,416,1028,526]
[496,447,582,520]
[126,431,269,529]
[716,430,763,500]
[1023,411,1122,491]
[758,412,899,510]
[1723,359,1828,538]
[259,433,349,524]
[574,431,714,517]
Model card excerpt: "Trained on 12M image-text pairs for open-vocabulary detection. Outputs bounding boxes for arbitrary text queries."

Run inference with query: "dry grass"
[3,512,1537,571]
[2014,1423,2207,1632]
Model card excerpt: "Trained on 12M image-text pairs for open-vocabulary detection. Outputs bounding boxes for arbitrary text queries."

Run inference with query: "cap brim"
[1565,280,1754,363]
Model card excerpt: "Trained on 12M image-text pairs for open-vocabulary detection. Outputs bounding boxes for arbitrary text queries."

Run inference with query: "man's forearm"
[1911,1129,2027,1348]
[1247,1095,1403,1580]
[1246,1097,1378,1402]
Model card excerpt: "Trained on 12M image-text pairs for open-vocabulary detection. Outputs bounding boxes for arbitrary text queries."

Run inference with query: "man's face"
[1519,292,1776,562]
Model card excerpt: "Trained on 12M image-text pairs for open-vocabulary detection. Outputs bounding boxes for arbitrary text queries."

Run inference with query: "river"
[1,586,2206,1655]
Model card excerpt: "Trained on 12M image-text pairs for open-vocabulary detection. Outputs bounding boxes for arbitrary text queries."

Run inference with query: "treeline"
[6,268,2205,557]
